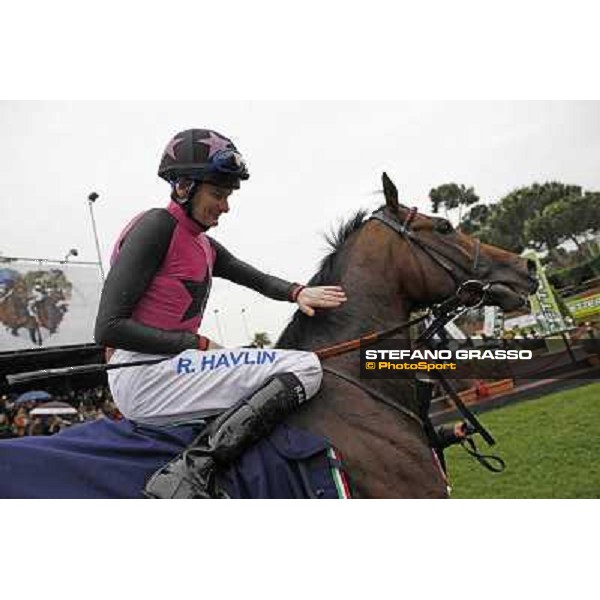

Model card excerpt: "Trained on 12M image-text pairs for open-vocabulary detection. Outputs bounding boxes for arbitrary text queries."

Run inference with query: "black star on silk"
[180,279,210,322]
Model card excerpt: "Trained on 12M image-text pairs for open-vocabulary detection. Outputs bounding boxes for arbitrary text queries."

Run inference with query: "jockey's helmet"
[158,129,249,192]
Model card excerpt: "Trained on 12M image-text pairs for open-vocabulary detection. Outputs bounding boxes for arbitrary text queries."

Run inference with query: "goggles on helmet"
[206,148,249,180]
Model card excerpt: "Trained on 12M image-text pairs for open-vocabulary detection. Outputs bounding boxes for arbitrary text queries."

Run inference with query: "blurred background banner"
[0,259,102,351]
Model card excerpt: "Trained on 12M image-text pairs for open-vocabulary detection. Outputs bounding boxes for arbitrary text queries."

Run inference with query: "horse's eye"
[436,219,454,234]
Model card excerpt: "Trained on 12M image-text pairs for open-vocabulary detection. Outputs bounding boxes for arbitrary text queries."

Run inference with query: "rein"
[314,312,430,360]
[321,365,425,427]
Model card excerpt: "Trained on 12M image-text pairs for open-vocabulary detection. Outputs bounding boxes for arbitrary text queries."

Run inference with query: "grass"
[445,382,600,498]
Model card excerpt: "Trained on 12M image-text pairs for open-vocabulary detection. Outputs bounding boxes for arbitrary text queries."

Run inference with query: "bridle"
[370,206,484,287]
[370,207,489,342]
[316,206,498,448]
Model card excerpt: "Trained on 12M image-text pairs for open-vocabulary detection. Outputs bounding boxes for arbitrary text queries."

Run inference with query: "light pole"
[87,192,105,282]
[64,248,79,262]
[213,309,225,345]
[241,307,251,343]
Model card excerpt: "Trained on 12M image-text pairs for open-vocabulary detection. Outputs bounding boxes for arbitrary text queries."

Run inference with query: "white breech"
[107,347,323,426]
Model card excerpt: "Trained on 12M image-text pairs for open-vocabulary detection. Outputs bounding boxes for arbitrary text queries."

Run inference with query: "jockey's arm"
[94,210,207,355]
[209,238,301,301]
[209,239,347,316]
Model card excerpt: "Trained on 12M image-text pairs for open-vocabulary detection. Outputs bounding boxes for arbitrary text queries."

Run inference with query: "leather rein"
[314,207,496,446]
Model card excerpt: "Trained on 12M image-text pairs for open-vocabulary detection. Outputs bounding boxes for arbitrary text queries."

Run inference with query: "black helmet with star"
[158,128,250,189]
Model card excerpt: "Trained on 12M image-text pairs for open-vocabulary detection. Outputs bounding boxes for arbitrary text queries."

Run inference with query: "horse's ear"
[382,172,399,211]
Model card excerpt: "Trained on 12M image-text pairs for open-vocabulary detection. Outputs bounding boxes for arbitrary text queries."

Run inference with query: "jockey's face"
[190,183,233,229]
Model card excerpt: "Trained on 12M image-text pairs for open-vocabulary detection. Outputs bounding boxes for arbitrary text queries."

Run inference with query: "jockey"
[26,282,45,322]
[94,128,347,497]
[0,282,13,303]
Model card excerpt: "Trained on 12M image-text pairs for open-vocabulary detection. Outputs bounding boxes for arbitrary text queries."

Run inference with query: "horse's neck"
[287,283,434,497]
[282,231,446,497]
[286,235,419,402]
[279,235,412,350]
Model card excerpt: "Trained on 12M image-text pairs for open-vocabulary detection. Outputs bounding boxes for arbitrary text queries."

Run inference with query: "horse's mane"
[277,208,373,349]
[311,209,370,286]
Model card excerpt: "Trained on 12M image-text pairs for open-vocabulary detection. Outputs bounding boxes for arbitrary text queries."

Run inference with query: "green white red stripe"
[328,447,352,498]
[431,449,452,497]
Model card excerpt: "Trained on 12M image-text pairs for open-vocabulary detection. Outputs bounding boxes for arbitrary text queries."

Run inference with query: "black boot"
[144,373,307,499]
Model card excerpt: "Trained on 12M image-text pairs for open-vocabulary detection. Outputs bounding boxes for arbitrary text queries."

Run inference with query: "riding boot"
[144,372,308,499]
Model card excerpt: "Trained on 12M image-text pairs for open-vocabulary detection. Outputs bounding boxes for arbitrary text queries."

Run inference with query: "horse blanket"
[0,419,350,499]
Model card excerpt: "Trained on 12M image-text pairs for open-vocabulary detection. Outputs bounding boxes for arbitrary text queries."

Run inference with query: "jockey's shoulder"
[137,207,176,225]
[123,208,177,241]
[206,235,238,253]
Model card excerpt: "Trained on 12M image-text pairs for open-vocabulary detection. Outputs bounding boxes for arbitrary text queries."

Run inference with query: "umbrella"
[0,268,20,285]
[15,390,52,404]
[30,401,77,416]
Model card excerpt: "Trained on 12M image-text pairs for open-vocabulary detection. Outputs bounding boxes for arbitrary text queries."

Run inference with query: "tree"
[460,204,492,235]
[429,183,480,226]
[463,182,586,255]
[525,192,600,269]
[476,204,526,253]
[251,332,272,348]
[551,193,600,254]
[523,209,562,256]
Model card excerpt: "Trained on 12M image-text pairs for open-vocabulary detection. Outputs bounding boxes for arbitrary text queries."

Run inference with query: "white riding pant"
[107,347,322,426]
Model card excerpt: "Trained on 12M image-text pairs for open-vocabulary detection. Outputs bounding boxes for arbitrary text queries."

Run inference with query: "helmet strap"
[180,180,209,231]
[186,180,200,205]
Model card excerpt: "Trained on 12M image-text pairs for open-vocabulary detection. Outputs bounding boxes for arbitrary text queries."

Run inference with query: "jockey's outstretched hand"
[296,285,347,317]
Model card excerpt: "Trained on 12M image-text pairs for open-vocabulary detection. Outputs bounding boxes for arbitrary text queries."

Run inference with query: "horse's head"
[379,173,538,312]
[278,174,538,350]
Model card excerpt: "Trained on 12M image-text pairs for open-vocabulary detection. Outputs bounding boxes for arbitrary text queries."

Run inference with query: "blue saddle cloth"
[0,419,346,499]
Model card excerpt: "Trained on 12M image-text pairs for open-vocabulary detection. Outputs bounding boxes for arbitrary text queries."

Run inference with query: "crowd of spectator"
[0,386,122,439]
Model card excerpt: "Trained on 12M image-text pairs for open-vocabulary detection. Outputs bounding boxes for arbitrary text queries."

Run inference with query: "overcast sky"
[1,101,599,346]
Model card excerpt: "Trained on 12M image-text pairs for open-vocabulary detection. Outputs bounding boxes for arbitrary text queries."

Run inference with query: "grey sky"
[1,101,599,346]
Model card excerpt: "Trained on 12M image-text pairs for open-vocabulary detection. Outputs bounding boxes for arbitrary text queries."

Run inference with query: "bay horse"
[0,173,536,499]
[34,290,67,334]
[277,173,537,498]
[0,288,42,346]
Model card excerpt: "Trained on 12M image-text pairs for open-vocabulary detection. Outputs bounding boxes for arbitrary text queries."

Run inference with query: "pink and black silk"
[94,201,298,355]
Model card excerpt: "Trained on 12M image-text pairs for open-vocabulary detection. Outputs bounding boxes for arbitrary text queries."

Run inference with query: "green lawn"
[445,382,600,498]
